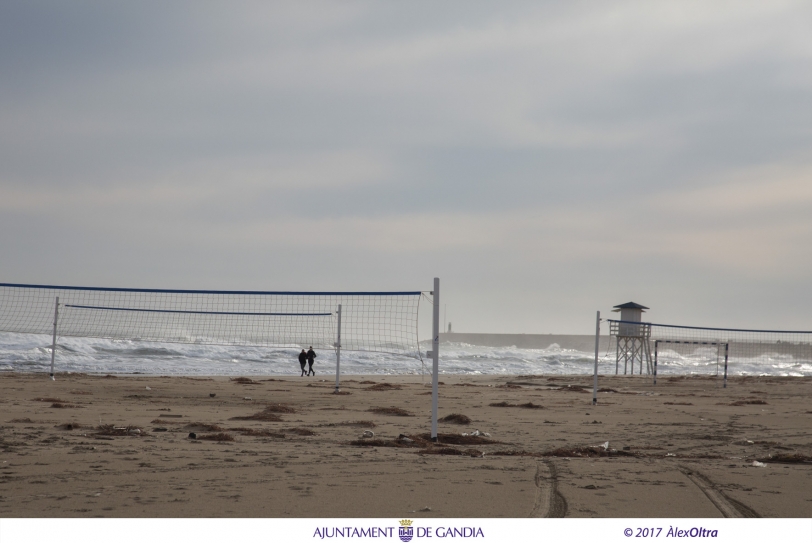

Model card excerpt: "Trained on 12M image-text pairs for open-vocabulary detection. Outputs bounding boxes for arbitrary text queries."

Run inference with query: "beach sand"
[1,372,810,518]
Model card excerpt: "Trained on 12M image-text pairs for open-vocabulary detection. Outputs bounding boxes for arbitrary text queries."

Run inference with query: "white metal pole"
[431,278,440,442]
[334,304,342,393]
[50,296,59,381]
[592,311,600,405]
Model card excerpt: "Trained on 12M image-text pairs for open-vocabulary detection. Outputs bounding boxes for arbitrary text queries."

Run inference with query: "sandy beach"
[1,372,810,518]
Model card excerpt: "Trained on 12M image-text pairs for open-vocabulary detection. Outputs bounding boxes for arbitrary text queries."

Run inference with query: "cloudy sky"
[2,1,812,333]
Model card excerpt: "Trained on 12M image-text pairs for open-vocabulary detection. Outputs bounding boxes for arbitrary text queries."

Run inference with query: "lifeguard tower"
[610,301,652,375]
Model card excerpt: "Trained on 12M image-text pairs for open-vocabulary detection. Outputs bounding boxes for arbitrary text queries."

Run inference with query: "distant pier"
[440,332,611,351]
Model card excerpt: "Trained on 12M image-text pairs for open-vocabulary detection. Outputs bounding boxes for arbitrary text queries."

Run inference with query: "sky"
[2,1,812,334]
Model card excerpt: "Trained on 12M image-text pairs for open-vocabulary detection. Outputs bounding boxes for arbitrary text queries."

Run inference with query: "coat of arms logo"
[398,519,414,542]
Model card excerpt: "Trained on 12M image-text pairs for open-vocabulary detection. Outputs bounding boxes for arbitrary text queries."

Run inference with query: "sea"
[1,332,810,377]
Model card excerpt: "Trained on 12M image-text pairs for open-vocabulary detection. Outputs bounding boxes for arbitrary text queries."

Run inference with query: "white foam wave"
[0,334,809,376]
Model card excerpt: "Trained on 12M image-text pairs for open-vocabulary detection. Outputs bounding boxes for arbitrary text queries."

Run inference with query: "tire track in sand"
[678,464,759,518]
[531,459,567,518]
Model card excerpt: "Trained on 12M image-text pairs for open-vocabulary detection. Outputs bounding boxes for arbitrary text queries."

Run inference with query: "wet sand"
[1,372,810,518]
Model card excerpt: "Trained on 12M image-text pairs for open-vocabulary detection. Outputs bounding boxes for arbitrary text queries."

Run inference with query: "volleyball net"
[0,283,423,356]
[607,319,812,383]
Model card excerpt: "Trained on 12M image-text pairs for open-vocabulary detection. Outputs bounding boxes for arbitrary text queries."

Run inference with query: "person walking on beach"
[298,349,308,376]
[306,346,317,376]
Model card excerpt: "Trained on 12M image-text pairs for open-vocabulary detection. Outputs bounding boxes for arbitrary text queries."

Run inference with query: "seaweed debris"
[368,407,413,416]
[756,453,812,464]
[439,414,471,425]
[418,448,483,457]
[95,425,144,437]
[196,432,235,442]
[230,377,257,385]
[489,402,542,409]
[364,383,403,391]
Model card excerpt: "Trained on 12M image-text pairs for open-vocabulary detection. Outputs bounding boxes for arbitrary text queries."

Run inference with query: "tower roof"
[612,301,649,311]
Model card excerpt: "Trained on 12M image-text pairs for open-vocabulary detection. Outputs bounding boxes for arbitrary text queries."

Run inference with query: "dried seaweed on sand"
[439,414,471,425]
[230,377,257,385]
[349,439,408,448]
[229,427,285,438]
[56,423,87,430]
[489,449,540,457]
[230,407,284,421]
[261,403,296,413]
[350,434,430,448]
[182,423,225,432]
[368,406,413,416]
[555,385,590,393]
[543,446,638,458]
[95,424,144,437]
[756,453,812,464]
[415,432,499,445]
[418,447,483,457]
[284,427,317,436]
[489,402,542,409]
[364,383,402,391]
[320,420,376,428]
[197,432,235,442]
[728,399,768,406]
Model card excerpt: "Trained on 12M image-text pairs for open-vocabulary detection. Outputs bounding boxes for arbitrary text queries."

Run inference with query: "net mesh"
[0,283,423,358]
[609,319,812,377]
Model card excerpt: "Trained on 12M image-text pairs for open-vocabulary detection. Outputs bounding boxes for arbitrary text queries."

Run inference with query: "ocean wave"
[0,332,809,376]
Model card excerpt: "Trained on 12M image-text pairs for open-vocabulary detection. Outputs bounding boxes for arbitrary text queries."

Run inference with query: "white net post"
[431,277,440,442]
[334,304,342,393]
[49,296,58,381]
[592,310,600,405]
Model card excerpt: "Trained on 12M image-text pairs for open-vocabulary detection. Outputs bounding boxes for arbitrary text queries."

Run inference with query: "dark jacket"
[307,349,316,362]
[298,351,307,364]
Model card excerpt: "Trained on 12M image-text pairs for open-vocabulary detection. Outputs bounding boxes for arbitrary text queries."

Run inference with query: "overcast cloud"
[2,1,812,333]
